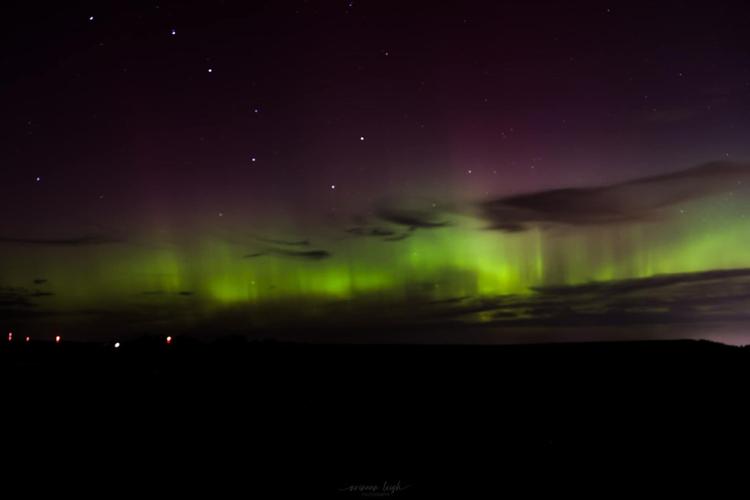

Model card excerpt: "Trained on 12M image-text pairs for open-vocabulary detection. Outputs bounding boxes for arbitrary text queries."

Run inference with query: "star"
[171,29,176,36]
[330,184,336,190]
[359,136,365,141]
[35,176,41,182]
[208,68,213,73]
[251,157,256,162]
[88,16,94,21]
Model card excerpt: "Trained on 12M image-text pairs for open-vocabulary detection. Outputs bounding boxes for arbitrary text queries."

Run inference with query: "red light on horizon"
[166,336,173,345]
[7,332,12,342]
[55,335,61,343]
[25,336,30,343]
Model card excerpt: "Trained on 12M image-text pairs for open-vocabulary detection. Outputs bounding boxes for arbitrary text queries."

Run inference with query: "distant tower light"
[114,342,121,349]
[7,332,12,342]
[25,336,30,343]
[166,336,173,345]
[55,335,61,344]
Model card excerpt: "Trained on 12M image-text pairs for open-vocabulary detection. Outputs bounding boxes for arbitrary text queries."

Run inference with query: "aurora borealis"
[3,1,750,342]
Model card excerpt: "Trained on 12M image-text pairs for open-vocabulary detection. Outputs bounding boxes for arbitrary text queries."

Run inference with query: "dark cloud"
[383,232,413,242]
[345,223,413,242]
[341,200,448,243]
[530,268,750,297]
[0,235,121,246]
[376,206,448,229]
[371,197,451,231]
[478,161,750,232]
[419,268,750,327]
[243,248,331,260]
[345,200,454,242]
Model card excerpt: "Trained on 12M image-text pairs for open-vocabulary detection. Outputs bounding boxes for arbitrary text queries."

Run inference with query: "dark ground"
[2,337,747,495]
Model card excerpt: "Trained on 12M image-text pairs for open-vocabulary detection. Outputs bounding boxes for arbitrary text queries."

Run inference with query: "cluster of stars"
[83,10,375,205]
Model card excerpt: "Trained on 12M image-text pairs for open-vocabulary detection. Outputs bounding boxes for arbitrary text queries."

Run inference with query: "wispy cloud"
[0,286,57,320]
[243,248,332,260]
[412,268,750,327]
[376,206,448,229]
[345,226,397,238]
[345,222,414,242]
[251,235,311,247]
[478,161,750,232]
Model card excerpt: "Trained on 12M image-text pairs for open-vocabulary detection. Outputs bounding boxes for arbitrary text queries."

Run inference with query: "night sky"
[3,1,750,343]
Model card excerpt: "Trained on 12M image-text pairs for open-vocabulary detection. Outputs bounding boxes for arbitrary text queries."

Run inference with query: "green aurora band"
[2,192,747,337]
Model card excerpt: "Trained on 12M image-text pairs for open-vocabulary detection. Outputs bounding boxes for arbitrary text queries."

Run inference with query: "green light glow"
[3,197,750,334]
